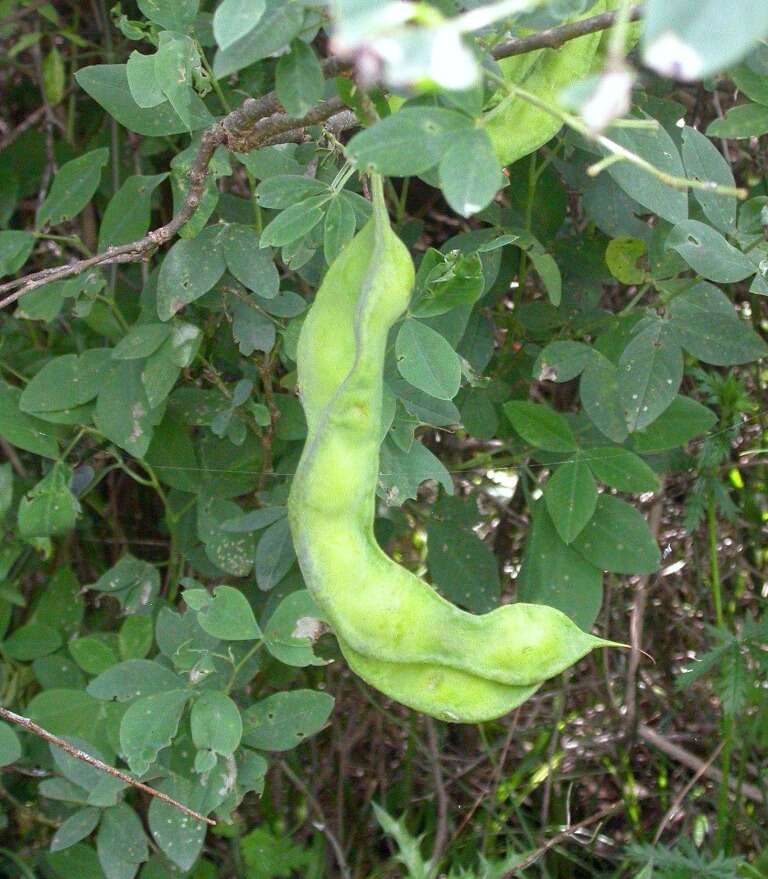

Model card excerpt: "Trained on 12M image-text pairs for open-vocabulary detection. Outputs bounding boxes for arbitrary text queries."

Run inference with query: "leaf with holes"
[667,220,755,283]
[120,689,190,775]
[242,689,334,751]
[347,107,473,176]
[156,225,226,320]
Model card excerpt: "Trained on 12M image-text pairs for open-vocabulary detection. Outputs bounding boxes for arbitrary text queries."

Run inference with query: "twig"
[652,741,724,843]
[425,718,449,878]
[0,706,215,826]
[0,99,344,309]
[638,724,764,805]
[279,759,352,879]
[500,798,636,877]
[490,5,642,59]
[624,492,664,738]
[0,6,638,311]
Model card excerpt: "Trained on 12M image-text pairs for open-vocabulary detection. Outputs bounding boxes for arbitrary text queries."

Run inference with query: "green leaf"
[438,128,502,217]
[37,148,108,227]
[242,689,334,751]
[213,0,305,78]
[98,174,168,250]
[197,497,256,576]
[148,777,206,871]
[153,32,199,131]
[259,199,325,248]
[587,447,660,492]
[69,636,118,675]
[571,495,660,574]
[667,219,755,282]
[97,803,148,879]
[20,350,109,413]
[137,0,198,30]
[543,458,598,544]
[0,463,12,517]
[112,323,171,360]
[0,382,59,458]
[395,319,462,400]
[323,196,357,265]
[43,46,66,105]
[503,400,577,452]
[605,236,647,284]
[605,119,688,224]
[231,301,277,356]
[680,126,737,232]
[518,501,603,631]
[118,617,154,660]
[579,352,628,443]
[89,555,161,613]
[221,223,279,297]
[120,690,190,775]
[76,64,213,136]
[156,225,227,320]
[427,514,500,613]
[240,827,313,879]
[18,463,80,538]
[28,688,117,761]
[534,341,593,382]
[642,0,768,81]
[255,175,329,209]
[619,320,683,432]
[0,722,21,767]
[0,229,34,277]
[711,102,768,138]
[668,281,767,364]
[191,691,242,755]
[214,0,266,50]
[276,39,324,116]
[47,843,106,879]
[126,50,164,108]
[263,589,329,668]
[4,622,62,660]
[255,517,296,591]
[88,660,183,702]
[377,437,454,507]
[196,585,261,640]
[346,107,473,176]
[94,360,165,458]
[50,808,101,853]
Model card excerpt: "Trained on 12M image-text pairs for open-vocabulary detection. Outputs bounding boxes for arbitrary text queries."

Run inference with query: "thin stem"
[0,706,215,825]
[483,71,747,200]
[707,493,724,628]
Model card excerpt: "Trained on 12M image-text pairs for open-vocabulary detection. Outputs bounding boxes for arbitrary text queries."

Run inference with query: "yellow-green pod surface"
[288,176,614,721]
[485,0,608,166]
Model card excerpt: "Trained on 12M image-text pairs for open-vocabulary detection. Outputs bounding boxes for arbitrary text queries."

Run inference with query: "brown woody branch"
[0,706,215,825]
[0,6,641,310]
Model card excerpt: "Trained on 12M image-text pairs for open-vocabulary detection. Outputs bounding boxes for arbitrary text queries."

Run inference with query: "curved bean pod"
[288,175,614,719]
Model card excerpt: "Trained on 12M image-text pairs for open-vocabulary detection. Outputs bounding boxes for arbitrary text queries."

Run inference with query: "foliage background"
[0,0,766,877]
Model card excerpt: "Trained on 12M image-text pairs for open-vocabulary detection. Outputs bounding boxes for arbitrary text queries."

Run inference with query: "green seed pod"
[288,175,616,721]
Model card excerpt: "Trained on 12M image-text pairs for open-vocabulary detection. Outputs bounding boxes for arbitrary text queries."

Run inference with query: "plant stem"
[707,493,724,628]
